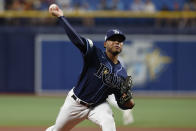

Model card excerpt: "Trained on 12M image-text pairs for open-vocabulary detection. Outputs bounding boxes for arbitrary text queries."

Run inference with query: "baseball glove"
[119,76,133,105]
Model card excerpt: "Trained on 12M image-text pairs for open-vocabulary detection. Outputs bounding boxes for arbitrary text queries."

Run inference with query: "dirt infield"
[1,127,196,131]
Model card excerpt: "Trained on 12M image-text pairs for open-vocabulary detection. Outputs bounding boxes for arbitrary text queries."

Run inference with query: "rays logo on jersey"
[120,41,172,86]
[94,63,123,88]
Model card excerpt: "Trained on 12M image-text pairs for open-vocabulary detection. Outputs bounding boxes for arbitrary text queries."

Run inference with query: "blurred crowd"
[0,0,195,12]
[0,0,196,28]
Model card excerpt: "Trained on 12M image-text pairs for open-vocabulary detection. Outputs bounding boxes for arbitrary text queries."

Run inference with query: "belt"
[71,94,93,108]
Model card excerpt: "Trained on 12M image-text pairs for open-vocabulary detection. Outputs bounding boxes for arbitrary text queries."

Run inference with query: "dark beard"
[112,51,121,56]
[107,46,122,56]
[109,48,121,56]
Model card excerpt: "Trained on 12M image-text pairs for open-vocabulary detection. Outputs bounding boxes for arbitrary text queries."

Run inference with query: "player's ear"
[104,41,107,48]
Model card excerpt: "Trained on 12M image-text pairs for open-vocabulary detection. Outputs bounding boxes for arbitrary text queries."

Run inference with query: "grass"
[130,98,196,128]
[0,95,64,126]
[0,95,196,128]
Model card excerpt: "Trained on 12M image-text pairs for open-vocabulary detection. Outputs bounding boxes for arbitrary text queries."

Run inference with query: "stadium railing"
[0,11,196,18]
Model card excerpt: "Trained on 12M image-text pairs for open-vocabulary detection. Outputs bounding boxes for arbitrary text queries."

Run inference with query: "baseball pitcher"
[46,4,135,131]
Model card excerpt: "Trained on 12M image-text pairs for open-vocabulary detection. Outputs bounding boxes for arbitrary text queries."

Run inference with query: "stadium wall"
[0,28,35,93]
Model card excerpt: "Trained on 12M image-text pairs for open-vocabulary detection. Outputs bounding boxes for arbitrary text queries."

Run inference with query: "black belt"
[71,94,93,108]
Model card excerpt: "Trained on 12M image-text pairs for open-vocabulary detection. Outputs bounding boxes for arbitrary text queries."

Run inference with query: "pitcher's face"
[104,38,123,56]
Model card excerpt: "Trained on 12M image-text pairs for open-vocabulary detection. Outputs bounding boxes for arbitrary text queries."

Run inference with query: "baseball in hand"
[49,4,58,10]
[49,4,59,16]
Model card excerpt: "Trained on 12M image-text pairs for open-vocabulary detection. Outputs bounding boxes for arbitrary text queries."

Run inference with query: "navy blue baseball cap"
[105,29,126,42]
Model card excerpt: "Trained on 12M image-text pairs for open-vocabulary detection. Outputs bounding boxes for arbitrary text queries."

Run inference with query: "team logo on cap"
[113,29,120,34]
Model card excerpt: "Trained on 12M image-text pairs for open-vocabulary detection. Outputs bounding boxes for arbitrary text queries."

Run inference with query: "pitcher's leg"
[46,125,54,131]
[54,104,85,131]
[107,94,134,125]
[123,109,134,125]
[46,89,89,131]
[88,102,116,131]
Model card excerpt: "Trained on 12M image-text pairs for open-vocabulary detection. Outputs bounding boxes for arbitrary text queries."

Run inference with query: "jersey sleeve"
[58,16,89,54]
[82,38,94,56]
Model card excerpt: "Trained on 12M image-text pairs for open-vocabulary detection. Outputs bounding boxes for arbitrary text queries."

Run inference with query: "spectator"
[72,2,82,11]
[56,0,73,12]
[33,0,49,10]
[155,4,171,28]
[97,0,111,10]
[189,0,196,10]
[33,0,42,10]
[8,0,34,11]
[80,1,92,11]
[9,0,24,11]
[110,0,124,10]
[0,0,5,25]
[5,0,12,10]
[130,0,145,12]
[173,1,180,11]
[80,2,95,27]
[180,3,193,28]
[0,0,5,11]
[161,4,170,11]
[188,0,196,27]
[170,1,181,28]
[23,0,34,10]
[143,0,156,13]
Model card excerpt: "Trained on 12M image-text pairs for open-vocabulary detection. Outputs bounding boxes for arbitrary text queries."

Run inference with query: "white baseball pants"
[46,89,116,131]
